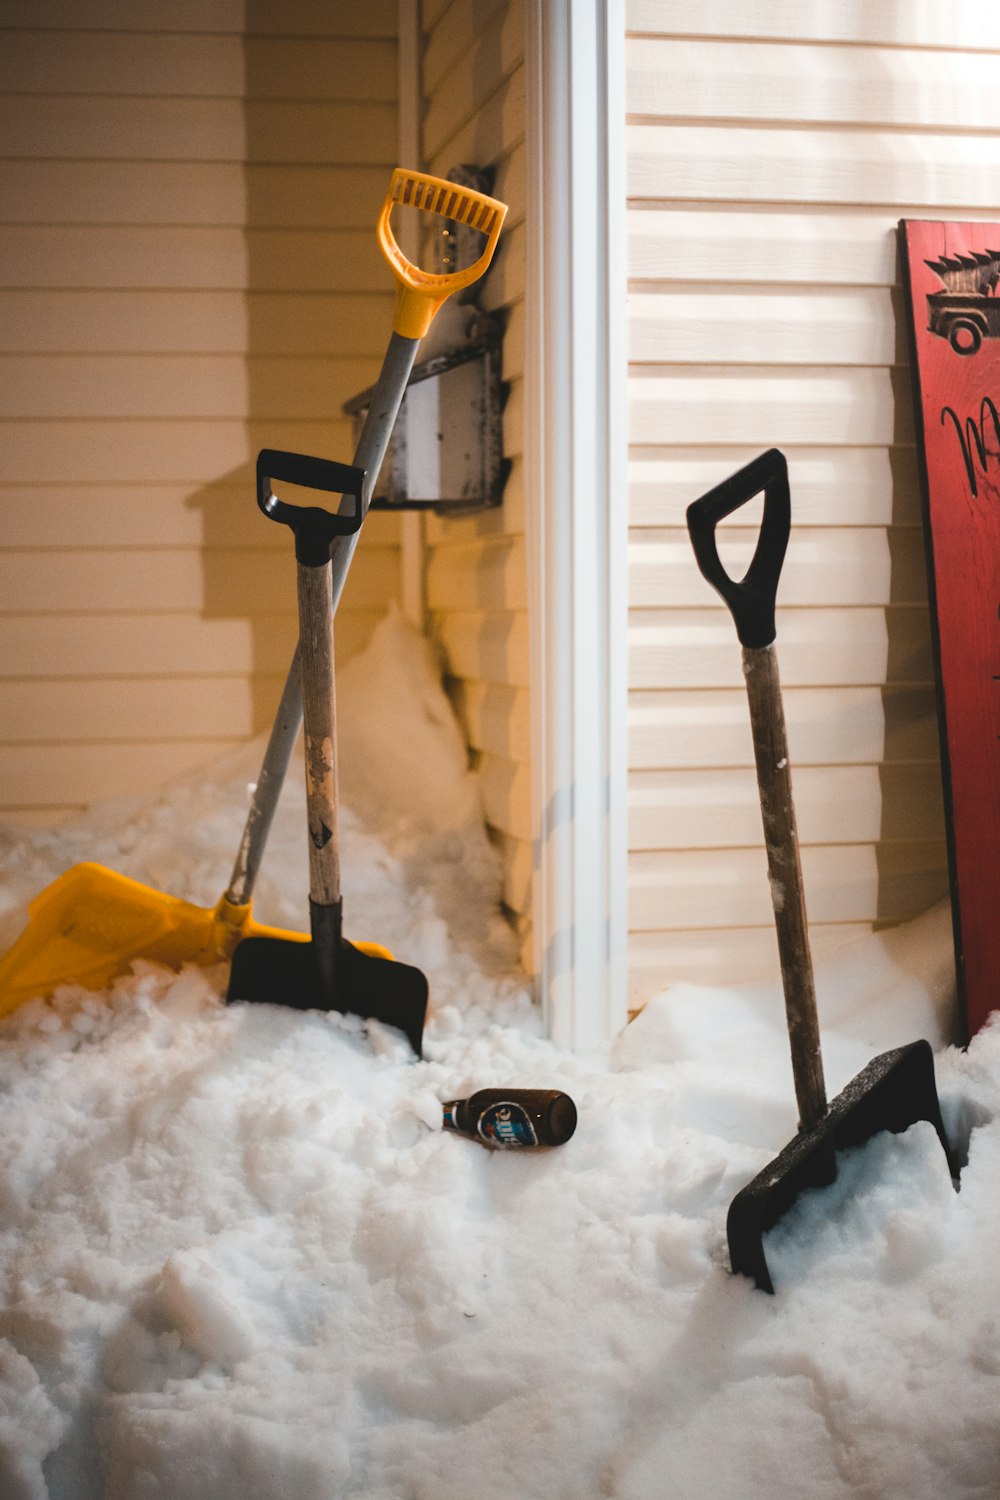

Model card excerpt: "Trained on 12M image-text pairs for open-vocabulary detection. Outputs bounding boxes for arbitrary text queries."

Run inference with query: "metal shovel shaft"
[742,643,828,1132]
[224,333,418,907]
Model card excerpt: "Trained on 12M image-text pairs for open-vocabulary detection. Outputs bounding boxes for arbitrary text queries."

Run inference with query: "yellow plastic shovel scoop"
[0,863,368,1019]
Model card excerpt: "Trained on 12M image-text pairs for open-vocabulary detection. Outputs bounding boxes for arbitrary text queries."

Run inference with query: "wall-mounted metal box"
[343,330,508,516]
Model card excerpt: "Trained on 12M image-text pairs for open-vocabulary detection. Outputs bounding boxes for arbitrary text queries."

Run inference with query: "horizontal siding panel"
[625,0,1000,50]
[629,367,911,447]
[0,609,379,678]
[0,614,291,678]
[489,827,532,916]
[422,483,525,546]
[628,204,1000,288]
[477,751,532,841]
[0,164,388,228]
[241,36,396,96]
[423,5,524,153]
[628,843,949,930]
[0,807,80,828]
[515,912,533,974]
[628,39,1000,130]
[500,372,524,456]
[629,448,921,528]
[1,676,281,742]
[249,0,397,36]
[628,606,934,689]
[628,124,1000,209]
[0,292,393,355]
[627,923,872,1006]
[424,61,526,176]
[0,228,390,293]
[0,0,397,32]
[0,488,401,550]
[235,167,395,230]
[629,287,901,366]
[426,535,528,611]
[0,32,243,96]
[449,679,532,763]
[0,98,395,164]
[628,763,945,850]
[479,218,527,318]
[629,526,926,608]
[0,18,404,824]
[0,356,384,421]
[423,458,526,547]
[0,2,246,29]
[0,420,360,484]
[0,35,395,100]
[628,685,940,769]
[423,0,515,94]
[492,142,527,232]
[0,545,397,614]
[502,302,525,382]
[0,740,244,810]
[434,610,530,689]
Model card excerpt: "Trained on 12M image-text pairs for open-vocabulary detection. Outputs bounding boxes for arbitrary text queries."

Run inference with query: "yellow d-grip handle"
[378,168,507,340]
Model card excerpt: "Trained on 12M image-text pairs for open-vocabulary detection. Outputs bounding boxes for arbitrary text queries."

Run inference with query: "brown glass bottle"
[442,1088,577,1148]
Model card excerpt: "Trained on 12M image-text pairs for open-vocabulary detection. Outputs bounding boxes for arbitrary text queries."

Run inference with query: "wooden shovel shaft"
[296,560,341,908]
[742,644,828,1131]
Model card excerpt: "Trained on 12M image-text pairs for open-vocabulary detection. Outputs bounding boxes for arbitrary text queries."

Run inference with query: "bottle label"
[476,1101,538,1148]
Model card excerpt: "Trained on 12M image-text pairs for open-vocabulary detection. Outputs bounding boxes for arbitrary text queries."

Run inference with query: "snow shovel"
[226,450,428,1057]
[0,456,396,1018]
[686,448,958,1294]
[0,169,506,1020]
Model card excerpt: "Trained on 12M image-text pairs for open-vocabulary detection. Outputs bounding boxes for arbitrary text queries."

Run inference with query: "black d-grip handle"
[256,449,366,567]
[685,448,791,649]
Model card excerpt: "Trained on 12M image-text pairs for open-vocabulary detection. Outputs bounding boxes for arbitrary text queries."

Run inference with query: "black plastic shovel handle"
[257,449,366,566]
[685,448,791,649]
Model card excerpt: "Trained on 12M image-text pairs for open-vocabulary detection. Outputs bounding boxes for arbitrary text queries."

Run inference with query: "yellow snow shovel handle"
[378,168,507,340]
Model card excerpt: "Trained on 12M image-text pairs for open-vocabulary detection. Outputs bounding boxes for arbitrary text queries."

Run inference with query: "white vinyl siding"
[0,2,403,822]
[624,3,1000,1007]
[419,0,531,941]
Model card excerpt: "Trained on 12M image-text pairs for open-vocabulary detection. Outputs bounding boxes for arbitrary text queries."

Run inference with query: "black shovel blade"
[727,1039,957,1293]
[226,935,428,1058]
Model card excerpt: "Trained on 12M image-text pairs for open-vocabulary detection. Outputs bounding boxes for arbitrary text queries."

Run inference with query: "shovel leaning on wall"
[226,450,428,1058]
[685,447,958,1293]
[0,170,506,1018]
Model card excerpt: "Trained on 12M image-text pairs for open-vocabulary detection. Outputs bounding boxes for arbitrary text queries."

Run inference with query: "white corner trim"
[525,0,628,1050]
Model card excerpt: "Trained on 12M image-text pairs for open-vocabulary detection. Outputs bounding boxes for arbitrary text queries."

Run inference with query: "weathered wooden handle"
[297,560,341,909]
[742,643,827,1130]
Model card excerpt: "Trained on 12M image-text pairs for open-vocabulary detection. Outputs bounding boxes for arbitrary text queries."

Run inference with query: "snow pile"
[1,613,998,1500]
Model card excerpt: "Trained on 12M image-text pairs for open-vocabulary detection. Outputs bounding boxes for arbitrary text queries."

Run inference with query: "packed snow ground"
[1,613,998,1500]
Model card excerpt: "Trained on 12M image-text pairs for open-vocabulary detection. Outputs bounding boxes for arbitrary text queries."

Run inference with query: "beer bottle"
[442,1088,577,1148]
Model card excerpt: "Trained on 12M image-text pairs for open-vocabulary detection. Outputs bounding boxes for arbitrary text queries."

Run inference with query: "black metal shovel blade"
[227,935,428,1058]
[727,1039,958,1293]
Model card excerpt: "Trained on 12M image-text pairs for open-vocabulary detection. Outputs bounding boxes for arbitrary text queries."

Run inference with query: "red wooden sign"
[899,220,1000,1041]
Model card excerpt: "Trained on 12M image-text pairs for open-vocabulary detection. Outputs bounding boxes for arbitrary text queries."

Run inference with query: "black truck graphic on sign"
[925,250,1000,356]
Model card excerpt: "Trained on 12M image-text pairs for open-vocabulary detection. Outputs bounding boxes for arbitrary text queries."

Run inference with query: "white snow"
[1,610,998,1500]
